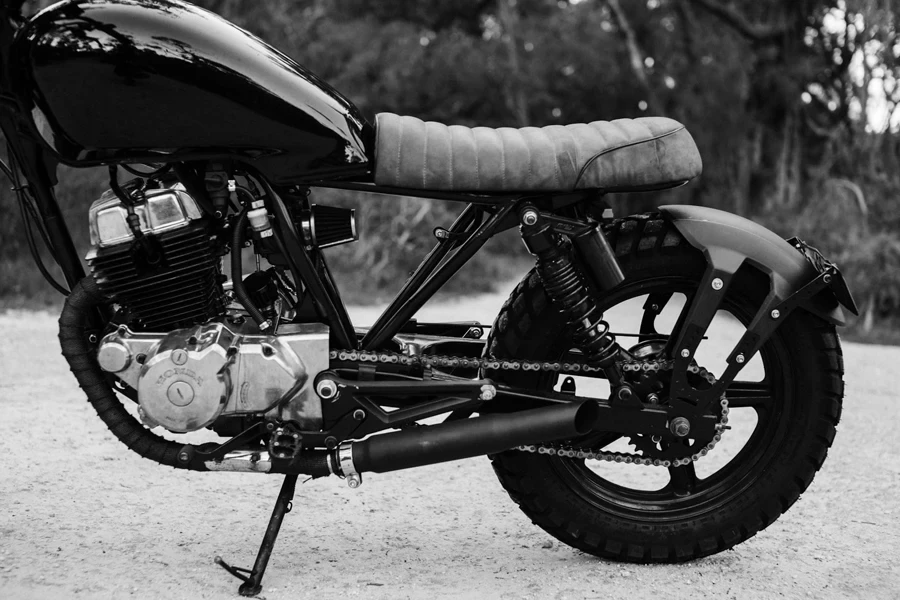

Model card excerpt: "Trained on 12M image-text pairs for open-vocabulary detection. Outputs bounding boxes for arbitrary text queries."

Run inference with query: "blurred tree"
[4,0,900,334]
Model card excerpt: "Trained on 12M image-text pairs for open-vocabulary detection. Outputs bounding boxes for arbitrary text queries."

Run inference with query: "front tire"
[486,214,844,561]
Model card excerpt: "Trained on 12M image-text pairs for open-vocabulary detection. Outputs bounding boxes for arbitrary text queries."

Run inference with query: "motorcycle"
[0,0,858,596]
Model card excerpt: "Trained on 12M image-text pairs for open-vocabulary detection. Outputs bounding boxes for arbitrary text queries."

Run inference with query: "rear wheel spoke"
[664,290,696,356]
[666,462,699,497]
[726,381,775,410]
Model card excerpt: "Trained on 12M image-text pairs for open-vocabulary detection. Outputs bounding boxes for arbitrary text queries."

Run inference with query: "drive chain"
[328,349,729,468]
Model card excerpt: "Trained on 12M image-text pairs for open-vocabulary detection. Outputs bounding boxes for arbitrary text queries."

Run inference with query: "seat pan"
[373,113,702,193]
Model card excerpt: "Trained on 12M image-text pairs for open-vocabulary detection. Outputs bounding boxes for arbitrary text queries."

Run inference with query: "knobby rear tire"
[486,213,844,562]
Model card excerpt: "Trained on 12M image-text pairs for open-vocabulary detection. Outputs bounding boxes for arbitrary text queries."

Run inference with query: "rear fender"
[656,204,856,412]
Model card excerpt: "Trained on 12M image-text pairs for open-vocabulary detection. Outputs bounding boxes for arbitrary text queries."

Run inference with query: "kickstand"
[216,473,299,597]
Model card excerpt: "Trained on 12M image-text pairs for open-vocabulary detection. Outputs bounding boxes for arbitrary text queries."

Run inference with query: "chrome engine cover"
[97,322,329,433]
[87,182,202,250]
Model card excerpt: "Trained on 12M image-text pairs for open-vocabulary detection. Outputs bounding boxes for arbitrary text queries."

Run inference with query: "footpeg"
[268,424,302,459]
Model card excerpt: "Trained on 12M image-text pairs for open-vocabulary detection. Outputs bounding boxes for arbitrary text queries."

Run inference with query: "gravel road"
[1,287,898,600]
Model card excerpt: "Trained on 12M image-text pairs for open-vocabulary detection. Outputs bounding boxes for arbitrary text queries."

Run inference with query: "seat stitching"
[523,130,532,189]
[500,130,506,189]
[574,126,685,188]
[533,127,557,189]
[395,117,403,186]
[562,125,583,191]
[422,121,428,188]
[563,126,578,189]
[448,125,454,188]
[471,128,480,189]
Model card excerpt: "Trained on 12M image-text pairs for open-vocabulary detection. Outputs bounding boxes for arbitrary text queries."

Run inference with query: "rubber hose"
[231,209,270,331]
[58,277,207,470]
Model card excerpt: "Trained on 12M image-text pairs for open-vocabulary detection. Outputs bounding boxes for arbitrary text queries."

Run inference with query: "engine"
[86,177,331,434]
[95,321,328,433]
[86,181,227,331]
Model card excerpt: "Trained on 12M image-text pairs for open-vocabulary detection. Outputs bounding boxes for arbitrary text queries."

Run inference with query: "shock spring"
[519,208,626,389]
[537,251,618,364]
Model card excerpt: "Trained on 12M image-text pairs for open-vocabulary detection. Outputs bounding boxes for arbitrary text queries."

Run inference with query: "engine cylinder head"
[86,181,226,331]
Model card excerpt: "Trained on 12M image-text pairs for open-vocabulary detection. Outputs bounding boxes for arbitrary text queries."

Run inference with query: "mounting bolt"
[647,393,660,405]
[711,277,724,290]
[171,349,188,366]
[735,353,745,364]
[178,450,190,463]
[680,348,690,358]
[616,386,634,402]
[324,436,338,449]
[480,384,497,401]
[353,409,366,421]
[670,417,691,438]
[823,274,832,284]
[770,309,781,319]
[521,210,539,226]
[346,474,362,489]
[266,422,275,431]
[316,379,338,400]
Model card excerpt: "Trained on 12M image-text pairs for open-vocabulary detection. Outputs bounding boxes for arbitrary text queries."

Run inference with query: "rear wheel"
[486,214,844,561]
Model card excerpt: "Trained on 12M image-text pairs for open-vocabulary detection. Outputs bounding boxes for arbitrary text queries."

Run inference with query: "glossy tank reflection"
[10,0,372,183]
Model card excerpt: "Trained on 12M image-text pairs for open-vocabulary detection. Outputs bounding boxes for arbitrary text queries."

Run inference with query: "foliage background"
[2,0,899,341]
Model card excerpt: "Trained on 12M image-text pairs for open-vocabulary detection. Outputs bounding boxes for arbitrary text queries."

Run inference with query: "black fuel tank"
[10,0,372,183]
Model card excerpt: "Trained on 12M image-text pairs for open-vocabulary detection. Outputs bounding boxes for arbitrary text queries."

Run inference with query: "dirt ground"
[1,289,898,600]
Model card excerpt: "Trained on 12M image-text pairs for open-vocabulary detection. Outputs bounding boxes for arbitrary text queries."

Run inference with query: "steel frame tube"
[362,201,518,350]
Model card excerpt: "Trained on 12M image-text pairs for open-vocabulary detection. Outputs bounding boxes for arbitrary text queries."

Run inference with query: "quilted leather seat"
[373,113,702,193]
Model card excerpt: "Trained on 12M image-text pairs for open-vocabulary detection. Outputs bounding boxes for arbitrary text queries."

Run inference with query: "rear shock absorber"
[519,207,632,397]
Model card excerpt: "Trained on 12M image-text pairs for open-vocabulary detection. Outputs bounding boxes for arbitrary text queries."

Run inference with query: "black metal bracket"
[669,260,843,414]
[314,373,489,443]
[491,384,717,440]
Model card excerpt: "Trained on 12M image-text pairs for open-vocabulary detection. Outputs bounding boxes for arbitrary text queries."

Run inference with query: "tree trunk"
[498,0,530,127]
[606,0,662,114]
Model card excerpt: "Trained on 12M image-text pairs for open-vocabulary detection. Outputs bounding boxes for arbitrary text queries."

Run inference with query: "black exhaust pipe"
[345,400,599,475]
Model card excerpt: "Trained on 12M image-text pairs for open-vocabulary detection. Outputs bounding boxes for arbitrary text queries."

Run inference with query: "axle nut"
[521,210,539,226]
[670,417,691,438]
[480,384,497,401]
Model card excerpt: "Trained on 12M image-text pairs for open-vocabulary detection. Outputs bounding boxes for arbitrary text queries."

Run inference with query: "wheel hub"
[622,340,726,463]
